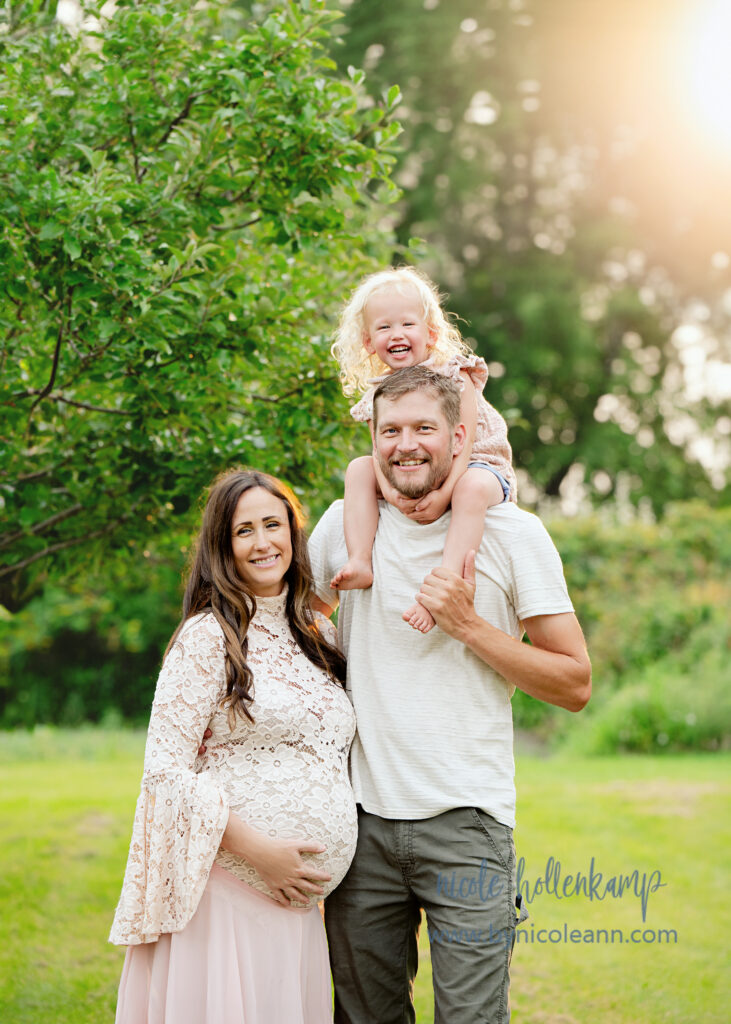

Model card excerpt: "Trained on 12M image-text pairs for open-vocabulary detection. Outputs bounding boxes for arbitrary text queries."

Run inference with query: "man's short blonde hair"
[372,366,462,430]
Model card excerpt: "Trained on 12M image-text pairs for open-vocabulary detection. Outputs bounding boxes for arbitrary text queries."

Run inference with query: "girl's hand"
[390,493,420,515]
[407,488,450,524]
[244,832,332,907]
[380,481,448,523]
[380,479,411,508]
[380,482,422,517]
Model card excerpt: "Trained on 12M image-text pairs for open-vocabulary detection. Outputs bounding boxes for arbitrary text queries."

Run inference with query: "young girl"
[330,265,516,633]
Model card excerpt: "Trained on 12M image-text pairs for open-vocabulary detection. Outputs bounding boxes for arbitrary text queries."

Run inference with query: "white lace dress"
[110,592,357,1024]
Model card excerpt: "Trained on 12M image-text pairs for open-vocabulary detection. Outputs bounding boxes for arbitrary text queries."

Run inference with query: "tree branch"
[28,288,73,415]
[0,503,84,551]
[126,109,142,182]
[228,180,258,206]
[212,215,261,233]
[0,501,143,580]
[10,460,72,484]
[138,89,215,180]
[47,393,128,415]
[5,389,38,404]
[228,383,306,407]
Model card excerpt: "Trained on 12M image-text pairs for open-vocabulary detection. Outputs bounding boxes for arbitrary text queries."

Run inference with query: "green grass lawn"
[1,729,728,1023]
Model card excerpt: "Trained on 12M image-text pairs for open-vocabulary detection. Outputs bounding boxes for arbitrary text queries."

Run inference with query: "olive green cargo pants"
[325,805,526,1024]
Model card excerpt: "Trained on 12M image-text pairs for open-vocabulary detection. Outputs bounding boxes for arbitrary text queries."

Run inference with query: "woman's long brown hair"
[166,470,346,722]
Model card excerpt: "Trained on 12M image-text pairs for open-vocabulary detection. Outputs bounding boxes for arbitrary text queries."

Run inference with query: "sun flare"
[684,0,731,150]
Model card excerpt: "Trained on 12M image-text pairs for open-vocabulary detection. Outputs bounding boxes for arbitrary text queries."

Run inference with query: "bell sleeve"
[109,614,231,945]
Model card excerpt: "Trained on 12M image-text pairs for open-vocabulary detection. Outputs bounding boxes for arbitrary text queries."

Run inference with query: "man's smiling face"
[372,391,465,500]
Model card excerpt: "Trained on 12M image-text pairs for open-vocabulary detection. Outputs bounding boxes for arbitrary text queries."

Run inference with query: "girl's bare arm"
[427,369,478,507]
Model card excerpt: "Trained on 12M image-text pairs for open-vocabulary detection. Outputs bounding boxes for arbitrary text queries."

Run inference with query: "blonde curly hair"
[331,266,471,395]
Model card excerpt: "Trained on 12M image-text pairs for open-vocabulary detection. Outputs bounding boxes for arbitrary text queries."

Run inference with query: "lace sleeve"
[109,614,231,946]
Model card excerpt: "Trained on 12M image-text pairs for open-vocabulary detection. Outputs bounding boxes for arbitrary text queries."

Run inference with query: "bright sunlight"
[683,0,731,150]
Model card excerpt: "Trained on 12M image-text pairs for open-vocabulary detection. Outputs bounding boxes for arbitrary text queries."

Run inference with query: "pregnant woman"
[110,469,357,1024]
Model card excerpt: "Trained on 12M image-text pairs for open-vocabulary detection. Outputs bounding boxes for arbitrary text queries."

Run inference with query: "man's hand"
[416,549,479,639]
[198,728,212,757]
[421,550,591,710]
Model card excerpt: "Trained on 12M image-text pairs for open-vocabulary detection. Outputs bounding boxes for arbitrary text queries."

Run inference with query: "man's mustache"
[388,450,432,466]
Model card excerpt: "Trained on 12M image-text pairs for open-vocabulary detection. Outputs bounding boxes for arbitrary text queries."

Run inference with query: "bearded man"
[309,365,591,1024]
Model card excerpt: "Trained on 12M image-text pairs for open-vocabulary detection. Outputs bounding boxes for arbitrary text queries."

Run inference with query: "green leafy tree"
[0,0,401,609]
[335,0,728,511]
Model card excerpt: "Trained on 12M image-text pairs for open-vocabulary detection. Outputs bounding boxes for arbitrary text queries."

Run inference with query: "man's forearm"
[452,610,591,712]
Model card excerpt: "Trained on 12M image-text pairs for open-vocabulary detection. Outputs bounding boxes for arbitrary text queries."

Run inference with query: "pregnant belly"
[215,770,358,903]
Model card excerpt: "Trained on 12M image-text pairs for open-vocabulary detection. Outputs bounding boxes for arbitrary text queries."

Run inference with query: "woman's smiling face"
[231,487,292,597]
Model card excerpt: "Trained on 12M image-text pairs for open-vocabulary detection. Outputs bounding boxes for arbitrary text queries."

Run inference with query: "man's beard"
[376,445,454,500]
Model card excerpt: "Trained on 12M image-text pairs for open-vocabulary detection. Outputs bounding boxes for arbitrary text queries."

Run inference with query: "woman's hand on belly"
[220,810,331,906]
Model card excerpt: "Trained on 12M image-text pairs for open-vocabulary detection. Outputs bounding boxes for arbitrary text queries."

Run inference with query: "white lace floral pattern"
[109,594,356,946]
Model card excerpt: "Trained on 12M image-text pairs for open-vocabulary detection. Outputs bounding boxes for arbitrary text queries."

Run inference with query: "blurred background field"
[1,731,728,1024]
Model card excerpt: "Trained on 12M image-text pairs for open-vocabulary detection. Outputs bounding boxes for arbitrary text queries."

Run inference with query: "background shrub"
[2,501,729,752]
[511,502,730,751]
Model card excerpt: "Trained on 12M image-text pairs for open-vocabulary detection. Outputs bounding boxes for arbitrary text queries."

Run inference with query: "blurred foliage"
[512,500,731,751]
[2,0,728,618]
[2,502,729,755]
[0,555,181,727]
[0,0,401,610]
[333,0,729,511]
[1,1,728,752]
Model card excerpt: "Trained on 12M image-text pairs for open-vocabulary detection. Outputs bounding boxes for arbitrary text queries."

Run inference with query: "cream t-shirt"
[308,500,574,828]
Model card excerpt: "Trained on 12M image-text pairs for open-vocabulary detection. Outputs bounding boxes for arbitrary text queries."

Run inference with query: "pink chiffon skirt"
[115,864,332,1024]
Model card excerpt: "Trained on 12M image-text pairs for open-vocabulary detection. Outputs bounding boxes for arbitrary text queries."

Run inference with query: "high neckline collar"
[251,585,288,618]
